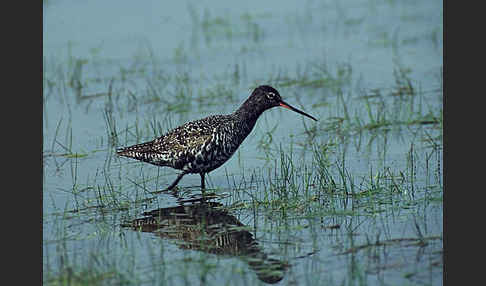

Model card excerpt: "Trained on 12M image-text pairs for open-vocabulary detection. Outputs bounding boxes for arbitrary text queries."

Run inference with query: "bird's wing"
[152,115,229,154]
[117,115,229,157]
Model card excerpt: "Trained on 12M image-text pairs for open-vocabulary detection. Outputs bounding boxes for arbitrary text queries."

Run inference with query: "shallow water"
[43,0,442,285]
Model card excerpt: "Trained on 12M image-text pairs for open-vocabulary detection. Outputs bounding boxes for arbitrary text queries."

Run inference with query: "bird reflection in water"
[122,194,289,284]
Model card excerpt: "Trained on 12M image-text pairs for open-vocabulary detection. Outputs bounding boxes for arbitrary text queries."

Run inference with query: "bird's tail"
[116,141,154,156]
[116,141,171,167]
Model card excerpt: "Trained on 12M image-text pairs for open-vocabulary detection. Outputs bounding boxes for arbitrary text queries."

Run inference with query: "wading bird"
[117,85,317,192]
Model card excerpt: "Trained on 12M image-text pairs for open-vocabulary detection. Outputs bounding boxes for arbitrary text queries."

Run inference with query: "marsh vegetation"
[43,0,443,285]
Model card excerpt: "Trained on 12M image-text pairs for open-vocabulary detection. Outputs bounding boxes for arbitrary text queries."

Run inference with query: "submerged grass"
[44,73,442,286]
[321,68,442,136]
[46,268,133,286]
[276,62,352,92]
[188,6,266,47]
[44,9,442,282]
[230,127,442,225]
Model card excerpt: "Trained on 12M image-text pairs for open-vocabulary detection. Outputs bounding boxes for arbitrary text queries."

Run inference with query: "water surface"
[43,0,443,285]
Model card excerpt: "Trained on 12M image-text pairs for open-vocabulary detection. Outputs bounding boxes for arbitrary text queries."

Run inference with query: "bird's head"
[248,85,317,121]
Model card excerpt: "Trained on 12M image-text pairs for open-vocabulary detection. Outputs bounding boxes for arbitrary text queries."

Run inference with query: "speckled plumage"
[117,85,317,192]
[117,115,250,173]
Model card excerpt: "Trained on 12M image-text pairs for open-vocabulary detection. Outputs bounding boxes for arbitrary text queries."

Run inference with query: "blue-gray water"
[43,0,442,285]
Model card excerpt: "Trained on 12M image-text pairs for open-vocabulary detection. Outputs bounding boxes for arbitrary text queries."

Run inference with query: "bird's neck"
[233,109,261,134]
[234,97,266,124]
[232,112,257,136]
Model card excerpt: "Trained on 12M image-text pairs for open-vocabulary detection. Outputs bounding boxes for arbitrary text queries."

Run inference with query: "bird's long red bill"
[279,101,317,121]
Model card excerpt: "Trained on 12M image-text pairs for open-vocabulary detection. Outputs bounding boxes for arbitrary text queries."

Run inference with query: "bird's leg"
[165,172,186,191]
[200,173,206,192]
[150,172,186,195]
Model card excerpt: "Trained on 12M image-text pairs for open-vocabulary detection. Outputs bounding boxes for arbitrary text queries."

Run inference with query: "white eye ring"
[266,92,276,99]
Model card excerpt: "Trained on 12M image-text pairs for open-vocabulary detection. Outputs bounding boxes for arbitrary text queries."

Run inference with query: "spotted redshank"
[117,85,317,192]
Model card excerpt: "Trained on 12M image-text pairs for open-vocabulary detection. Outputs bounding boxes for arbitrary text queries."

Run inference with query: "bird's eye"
[266,92,276,100]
